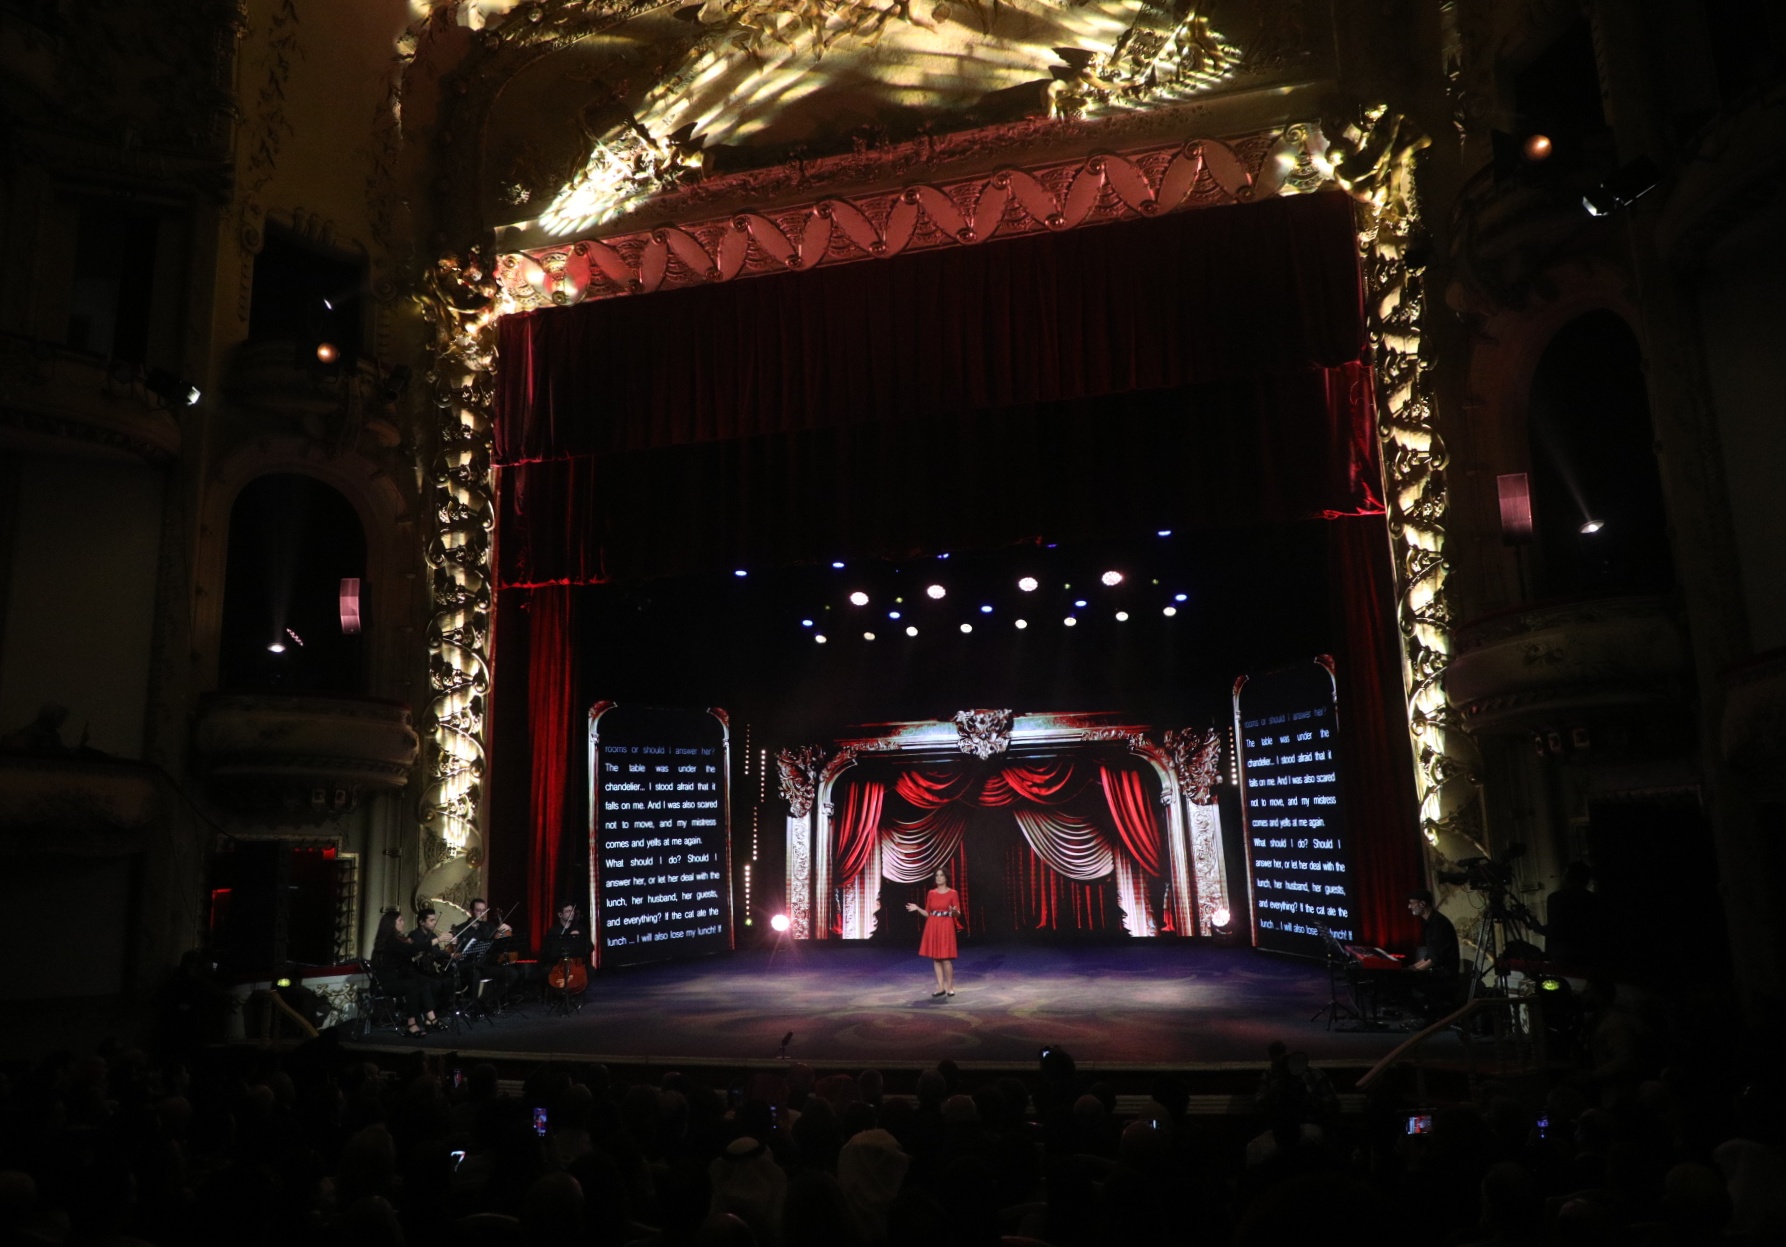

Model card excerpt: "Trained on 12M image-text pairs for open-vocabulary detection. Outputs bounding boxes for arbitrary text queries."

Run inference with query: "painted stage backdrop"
[777,711,1230,943]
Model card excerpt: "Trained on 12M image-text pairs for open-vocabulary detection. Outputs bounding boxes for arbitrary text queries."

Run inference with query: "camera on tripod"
[1438,844,1537,925]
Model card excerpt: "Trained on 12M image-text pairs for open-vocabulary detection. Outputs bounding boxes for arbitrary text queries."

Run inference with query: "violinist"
[451,897,520,1005]
[371,911,444,1036]
[409,906,458,974]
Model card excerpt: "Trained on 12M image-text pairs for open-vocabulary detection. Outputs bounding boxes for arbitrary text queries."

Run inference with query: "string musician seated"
[409,906,459,976]
[537,902,593,1002]
[449,897,522,1008]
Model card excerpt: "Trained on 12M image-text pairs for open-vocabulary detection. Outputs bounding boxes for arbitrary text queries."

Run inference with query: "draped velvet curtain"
[867,760,1153,934]
[523,586,576,951]
[491,192,1377,587]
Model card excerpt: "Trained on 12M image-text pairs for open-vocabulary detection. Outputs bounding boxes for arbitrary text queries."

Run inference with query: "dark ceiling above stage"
[573,520,1335,744]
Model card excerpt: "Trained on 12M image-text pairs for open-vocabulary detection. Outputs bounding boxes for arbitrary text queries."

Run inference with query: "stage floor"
[357,942,1458,1071]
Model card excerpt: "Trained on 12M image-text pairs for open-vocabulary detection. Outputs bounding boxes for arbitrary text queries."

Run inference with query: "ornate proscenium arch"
[420,103,1459,921]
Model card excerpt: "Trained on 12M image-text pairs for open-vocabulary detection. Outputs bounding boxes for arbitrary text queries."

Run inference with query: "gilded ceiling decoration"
[506,1,1246,239]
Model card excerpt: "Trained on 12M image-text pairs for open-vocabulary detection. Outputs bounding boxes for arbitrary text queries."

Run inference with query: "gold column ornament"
[1331,107,1486,865]
[414,250,502,917]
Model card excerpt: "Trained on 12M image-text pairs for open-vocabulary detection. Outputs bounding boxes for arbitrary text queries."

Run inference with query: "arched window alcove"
[218,473,368,693]
[1526,310,1675,601]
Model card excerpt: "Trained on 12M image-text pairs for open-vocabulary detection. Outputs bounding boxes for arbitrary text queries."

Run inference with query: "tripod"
[1310,927,1366,1031]
[1464,890,1539,1001]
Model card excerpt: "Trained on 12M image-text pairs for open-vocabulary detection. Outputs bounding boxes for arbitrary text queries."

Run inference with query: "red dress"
[918,888,960,960]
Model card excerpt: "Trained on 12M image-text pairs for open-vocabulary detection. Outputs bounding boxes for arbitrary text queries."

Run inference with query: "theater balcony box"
[0,336,180,463]
[193,692,419,814]
[0,752,167,1007]
[1445,597,1689,735]
[225,339,398,447]
[1721,649,1786,798]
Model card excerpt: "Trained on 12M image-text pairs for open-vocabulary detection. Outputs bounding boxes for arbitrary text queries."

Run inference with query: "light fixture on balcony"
[1579,519,1604,534]
[1522,134,1553,162]
[315,342,340,364]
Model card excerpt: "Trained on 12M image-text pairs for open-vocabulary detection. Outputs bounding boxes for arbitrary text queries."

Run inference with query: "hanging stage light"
[1017,576,1039,592]
[926,584,946,599]
[849,591,870,605]
[1101,571,1123,586]
[1014,619,1028,629]
[1115,611,1129,621]
[959,623,973,634]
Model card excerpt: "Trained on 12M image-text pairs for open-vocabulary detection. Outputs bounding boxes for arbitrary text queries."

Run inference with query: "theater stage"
[355,943,1458,1072]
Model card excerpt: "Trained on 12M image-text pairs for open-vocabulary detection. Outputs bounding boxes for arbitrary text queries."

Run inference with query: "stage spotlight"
[937,552,950,559]
[832,561,845,568]
[145,368,201,407]
[801,619,814,627]
[1018,576,1039,592]
[1174,593,1188,602]
[770,914,791,932]
[1212,907,1231,929]
[889,610,901,620]
[1579,519,1604,534]
[1156,529,1172,537]
[1064,617,1078,627]
[905,625,918,637]
[734,569,748,577]
[1163,606,1178,617]
[1115,611,1129,621]
[926,584,946,599]
[1523,133,1553,162]
[315,341,339,364]
[1101,570,1123,586]
[1014,619,1028,629]
[849,591,870,606]
[959,623,973,634]
[1074,599,1087,608]
[814,634,827,643]
[267,641,286,653]
[863,631,876,641]
[980,605,993,614]
[274,975,294,989]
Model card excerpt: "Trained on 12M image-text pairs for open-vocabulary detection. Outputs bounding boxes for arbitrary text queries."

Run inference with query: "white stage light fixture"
[814,634,827,643]
[1157,529,1172,537]
[959,623,973,633]
[1018,576,1039,592]
[905,626,918,637]
[267,642,286,654]
[1064,617,1078,627]
[926,584,946,599]
[1163,606,1178,617]
[1115,611,1129,621]
[980,605,993,614]
[1074,599,1087,608]
[734,569,748,577]
[1101,570,1123,586]
[849,591,869,605]
[1014,619,1028,629]
[1580,519,1604,534]
[1174,593,1188,602]
[889,610,901,619]
[1212,907,1231,929]
[801,619,814,627]
[863,631,876,640]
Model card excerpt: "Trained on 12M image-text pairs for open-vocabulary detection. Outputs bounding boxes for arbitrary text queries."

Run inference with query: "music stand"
[1312,926,1364,1031]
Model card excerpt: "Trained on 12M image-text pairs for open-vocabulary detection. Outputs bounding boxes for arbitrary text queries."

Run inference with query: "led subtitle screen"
[590,705,733,968]
[1234,660,1356,958]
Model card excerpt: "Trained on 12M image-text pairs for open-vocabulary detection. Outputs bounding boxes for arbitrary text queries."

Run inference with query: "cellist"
[539,901,592,998]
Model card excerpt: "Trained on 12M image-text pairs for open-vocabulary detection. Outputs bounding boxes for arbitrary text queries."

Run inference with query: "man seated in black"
[1406,888,1462,1021]
[450,897,520,1008]
[538,901,593,1000]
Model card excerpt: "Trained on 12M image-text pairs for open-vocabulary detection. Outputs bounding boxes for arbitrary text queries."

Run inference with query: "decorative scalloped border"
[495,123,1336,309]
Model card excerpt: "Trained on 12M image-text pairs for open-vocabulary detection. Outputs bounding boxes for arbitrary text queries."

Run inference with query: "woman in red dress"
[904,866,961,998]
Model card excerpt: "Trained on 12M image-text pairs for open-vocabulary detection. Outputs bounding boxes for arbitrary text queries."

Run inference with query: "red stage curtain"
[1011,808,1116,881]
[834,779,884,884]
[1100,765,1164,876]
[1328,515,1424,949]
[980,758,1086,806]
[525,586,576,951]
[895,767,977,809]
[882,807,968,882]
[495,193,1364,463]
[491,192,1379,587]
